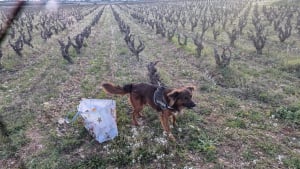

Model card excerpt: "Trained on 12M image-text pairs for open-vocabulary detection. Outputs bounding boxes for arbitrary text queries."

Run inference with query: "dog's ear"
[167,90,179,106]
[168,90,179,99]
[186,86,196,92]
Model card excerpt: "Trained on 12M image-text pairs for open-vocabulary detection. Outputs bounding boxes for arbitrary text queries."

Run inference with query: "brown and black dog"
[102,82,196,141]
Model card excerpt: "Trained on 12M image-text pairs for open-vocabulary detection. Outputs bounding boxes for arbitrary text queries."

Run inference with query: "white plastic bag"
[69,99,118,143]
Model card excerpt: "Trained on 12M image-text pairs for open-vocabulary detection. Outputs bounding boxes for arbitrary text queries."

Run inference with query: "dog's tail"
[102,83,132,95]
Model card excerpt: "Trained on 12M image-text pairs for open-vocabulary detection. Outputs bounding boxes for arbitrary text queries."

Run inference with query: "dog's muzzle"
[185,102,196,109]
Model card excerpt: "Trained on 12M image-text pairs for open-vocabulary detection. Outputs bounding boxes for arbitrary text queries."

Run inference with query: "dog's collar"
[153,86,174,110]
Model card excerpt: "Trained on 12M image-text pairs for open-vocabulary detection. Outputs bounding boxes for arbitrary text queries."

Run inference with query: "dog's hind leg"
[132,108,143,126]
[136,109,144,118]
[129,94,143,126]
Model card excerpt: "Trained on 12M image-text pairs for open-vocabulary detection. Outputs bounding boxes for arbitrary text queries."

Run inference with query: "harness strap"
[153,86,174,110]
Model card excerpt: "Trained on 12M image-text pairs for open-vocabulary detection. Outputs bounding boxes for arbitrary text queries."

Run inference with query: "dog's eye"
[185,96,192,100]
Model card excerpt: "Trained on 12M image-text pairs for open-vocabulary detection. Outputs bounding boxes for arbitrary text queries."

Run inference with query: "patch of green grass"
[0,84,9,91]
[236,110,264,123]
[283,156,300,169]
[81,80,94,97]
[159,70,172,86]
[224,98,239,108]
[170,36,196,55]
[115,98,131,126]
[177,110,203,125]
[199,47,213,59]
[2,52,22,70]
[26,149,68,169]
[26,122,88,168]
[256,141,280,157]
[88,56,105,74]
[282,85,298,96]
[71,156,108,169]
[281,57,300,78]
[273,0,300,6]
[187,133,217,162]
[109,148,133,166]
[69,47,78,58]
[119,47,128,55]
[182,42,197,55]
[0,130,29,159]
[235,110,268,129]
[199,83,216,93]
[271,103,300,125]
[0,107,34,159]
[242,148,256,161]
[180,69,194,77]
[244,85,283,105]
[237,63,260,77]
[254,89,283,106]
[56,136,84,154]
[83,42,88,47]
[215,67,245,88]
[115,69,130,78]
[134,147,157,165]
[258,91,276,104]
[175,111,216,161]
[198,105,213,115]
[225,118,246,129]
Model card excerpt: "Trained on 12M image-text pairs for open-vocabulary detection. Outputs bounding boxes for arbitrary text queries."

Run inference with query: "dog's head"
[167,86,196,111]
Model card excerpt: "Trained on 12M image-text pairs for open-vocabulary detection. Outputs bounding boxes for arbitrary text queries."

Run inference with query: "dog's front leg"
[159,113,167,131]
[160,111,176,141]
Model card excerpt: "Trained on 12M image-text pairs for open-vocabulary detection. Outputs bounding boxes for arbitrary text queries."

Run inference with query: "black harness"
[153,85,174,111]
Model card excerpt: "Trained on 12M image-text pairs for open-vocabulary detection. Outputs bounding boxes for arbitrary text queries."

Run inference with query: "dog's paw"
[137,112,144,118]
[131,120,140,126]
[168,133,176,142]
[163,131,176,142]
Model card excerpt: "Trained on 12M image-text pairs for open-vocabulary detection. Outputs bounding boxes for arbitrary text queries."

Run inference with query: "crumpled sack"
[69,99,118,143]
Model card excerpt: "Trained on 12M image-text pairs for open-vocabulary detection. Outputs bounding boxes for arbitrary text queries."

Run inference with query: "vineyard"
[0,0,300,168]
